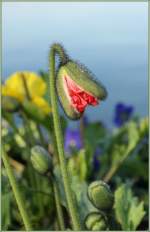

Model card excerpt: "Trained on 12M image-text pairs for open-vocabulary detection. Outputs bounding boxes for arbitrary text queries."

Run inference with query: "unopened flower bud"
[31,146,52,175]
[88,181,114,211]
[57,61,107,120]
[85,212,108,231]
[2,96,19,112]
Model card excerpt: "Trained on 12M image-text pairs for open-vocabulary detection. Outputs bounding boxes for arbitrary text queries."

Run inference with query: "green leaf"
[129,200,145,230]
[54,165,67,208]
[126,121,139,151]
[111,144,126,166]
[70,176,99,226]
[2,193,12,230]
[54,166,98,225]
[120,155,148,181]
[139,117,148,137]
[114,184,145,230]
[84,122,106,149]
[67,149,88,181]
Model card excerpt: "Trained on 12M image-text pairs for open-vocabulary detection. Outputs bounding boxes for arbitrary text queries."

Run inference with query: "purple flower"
[113,103,134,127]
[64,127,83,154]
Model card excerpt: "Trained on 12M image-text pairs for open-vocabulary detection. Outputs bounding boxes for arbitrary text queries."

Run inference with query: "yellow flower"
[2,72,46,102]
[2,71,51,115]
[32,96,51,115]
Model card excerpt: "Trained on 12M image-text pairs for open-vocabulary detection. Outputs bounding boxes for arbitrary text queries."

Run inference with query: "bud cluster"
[86,181,114,230]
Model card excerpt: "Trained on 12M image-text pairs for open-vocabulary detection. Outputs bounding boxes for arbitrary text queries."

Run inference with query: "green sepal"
[31,146,52,175]
[56,61,107,120]
[85,211,108,231]
[88,181,114,211]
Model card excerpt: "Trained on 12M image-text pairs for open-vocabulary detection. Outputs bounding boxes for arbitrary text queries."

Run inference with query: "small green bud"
[31,146,52,174]
[85,212,108,231]
[88,181,114,211]
[57,61,107,120]
[2,96,20,112]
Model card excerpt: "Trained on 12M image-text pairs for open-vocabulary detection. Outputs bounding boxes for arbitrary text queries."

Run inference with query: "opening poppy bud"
[85,212,108,231]
[88,181,114,211]
[57,61,107,120]
[31,146,52,175]
[2,96,20,113]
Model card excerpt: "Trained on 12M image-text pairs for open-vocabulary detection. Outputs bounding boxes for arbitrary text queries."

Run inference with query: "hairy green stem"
[2,150,33,230]
[49,43,81,230]
[4,114,36,189]
[53,181,65,230]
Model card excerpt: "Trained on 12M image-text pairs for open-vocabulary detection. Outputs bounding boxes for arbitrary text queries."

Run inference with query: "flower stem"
[2,149,33,231]
[103,147,133,183]
[53,181,65,230]
[49,44,81,230]
[103,165,118,183]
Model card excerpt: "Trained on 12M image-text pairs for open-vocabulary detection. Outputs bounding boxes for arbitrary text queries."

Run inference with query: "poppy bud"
[85,212,108,231]
[57,61,107,120]
[31,146,52,175]
[88,181,114,211]
[2,96,20,112]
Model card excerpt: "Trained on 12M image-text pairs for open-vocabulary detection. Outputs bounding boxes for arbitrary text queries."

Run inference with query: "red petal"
[64,75,99,113]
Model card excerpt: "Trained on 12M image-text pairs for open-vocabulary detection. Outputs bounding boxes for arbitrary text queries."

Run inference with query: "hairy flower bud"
[88,181,114,211]
[85,212,108,231]
[2,96,20,112]
[31,146,52,174]
[57,61,107,119]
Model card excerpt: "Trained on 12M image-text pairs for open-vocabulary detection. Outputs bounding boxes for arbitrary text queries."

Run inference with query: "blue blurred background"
[2,2,148,127]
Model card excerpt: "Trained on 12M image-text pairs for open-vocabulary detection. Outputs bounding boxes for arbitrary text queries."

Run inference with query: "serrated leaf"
[111,144,126,165]
[114,184,129,229]
[70,176,99,225]
[114,184,145,230]
[128,200,145,230]
[67,149,88,181]
[54,166,98,225]
[126,121,139,151]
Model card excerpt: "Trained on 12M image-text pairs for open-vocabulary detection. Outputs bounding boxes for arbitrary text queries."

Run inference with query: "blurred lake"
[2,2,148,127]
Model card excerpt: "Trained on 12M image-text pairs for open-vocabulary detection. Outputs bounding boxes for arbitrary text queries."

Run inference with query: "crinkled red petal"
[64,76,99,113]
